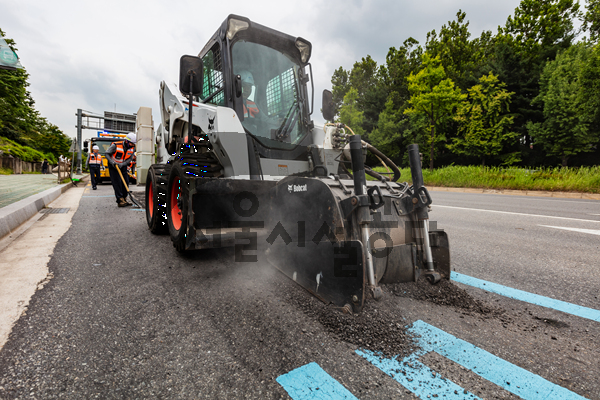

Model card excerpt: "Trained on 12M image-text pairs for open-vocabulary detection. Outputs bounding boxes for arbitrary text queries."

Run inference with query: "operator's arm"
[104,144,118,166]
[85,154,90,169]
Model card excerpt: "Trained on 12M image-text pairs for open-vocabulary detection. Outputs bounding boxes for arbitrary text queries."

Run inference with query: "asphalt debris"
[285,287,416,359]
[385,277,505,318]
[533,316,569,329]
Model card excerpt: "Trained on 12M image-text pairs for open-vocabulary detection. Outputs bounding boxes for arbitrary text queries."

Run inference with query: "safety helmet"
[126,132,137,144]
[239,70,254,85]
[92,145,99,150]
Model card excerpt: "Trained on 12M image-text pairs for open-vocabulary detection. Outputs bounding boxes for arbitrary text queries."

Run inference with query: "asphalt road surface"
[0,184,598,399]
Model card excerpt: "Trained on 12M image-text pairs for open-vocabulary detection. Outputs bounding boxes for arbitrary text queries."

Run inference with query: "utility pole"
[76,108,83,174]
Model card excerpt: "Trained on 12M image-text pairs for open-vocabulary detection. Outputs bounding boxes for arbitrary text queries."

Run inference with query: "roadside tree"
[449,73,518,166]
[527,44,598,166]
[583,0,599,42]
[404,54,465,170]
[338,88,365,137]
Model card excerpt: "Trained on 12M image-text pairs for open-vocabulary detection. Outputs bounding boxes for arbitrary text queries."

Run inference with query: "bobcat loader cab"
[147,15,451,313]
[163,15,318,179]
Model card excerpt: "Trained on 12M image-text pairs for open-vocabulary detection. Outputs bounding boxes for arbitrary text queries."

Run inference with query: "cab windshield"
[232,40,308,149]
[91,140,113,156]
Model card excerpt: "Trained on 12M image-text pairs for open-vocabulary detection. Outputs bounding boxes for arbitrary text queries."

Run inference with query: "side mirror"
[322,89,334,122]
[179,55,203,96]
[83,140,89,153]
[234,74,242,97]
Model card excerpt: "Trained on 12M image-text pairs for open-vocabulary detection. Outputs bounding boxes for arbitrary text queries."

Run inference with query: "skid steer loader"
[144,14,450,313]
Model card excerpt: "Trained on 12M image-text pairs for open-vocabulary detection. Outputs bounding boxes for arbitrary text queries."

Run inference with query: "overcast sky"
[1,0,526,143]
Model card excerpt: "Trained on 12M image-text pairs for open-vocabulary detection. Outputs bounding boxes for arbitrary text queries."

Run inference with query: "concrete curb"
[428,186,600,200]
[0,175,89,240]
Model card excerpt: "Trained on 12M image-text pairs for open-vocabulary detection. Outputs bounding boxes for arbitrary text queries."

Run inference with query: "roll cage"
[193,15,315,159]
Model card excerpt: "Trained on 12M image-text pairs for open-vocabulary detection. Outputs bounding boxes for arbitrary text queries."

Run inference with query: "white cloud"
[2,0,523,141]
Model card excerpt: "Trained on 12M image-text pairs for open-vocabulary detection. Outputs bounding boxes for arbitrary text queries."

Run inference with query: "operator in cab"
[240,70,259,118]
[105,133,136,207]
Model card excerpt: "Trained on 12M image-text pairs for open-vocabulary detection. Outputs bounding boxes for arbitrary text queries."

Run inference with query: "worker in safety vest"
[86,145,102,190]
[105,133,136,207]
[128,154,136,176]
[240,70,260,118]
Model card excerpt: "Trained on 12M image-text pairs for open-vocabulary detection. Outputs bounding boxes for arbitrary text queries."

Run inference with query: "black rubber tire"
[145,167,168,234]
[167,164,188,252]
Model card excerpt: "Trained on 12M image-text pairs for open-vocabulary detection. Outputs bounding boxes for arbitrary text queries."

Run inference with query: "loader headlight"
[295,38,311,63]
[227,18,250,40]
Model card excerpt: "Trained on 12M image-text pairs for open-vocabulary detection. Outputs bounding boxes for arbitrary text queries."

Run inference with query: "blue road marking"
[276,362,358,400]
[356,349,481,399]
[408,320,588,400]
[451,272,600,322]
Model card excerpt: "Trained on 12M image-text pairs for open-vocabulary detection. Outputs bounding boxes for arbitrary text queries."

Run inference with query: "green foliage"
[338,88,365,136]
[369,97,426,165]
[404,54,466,169]
[449,73,518,165]
[493,0,581,163]
[0,29,70,162]
[0,30,37,136]
[331,56,388,135]
[349,56,379,99]
[583,0,600,42]
[579,43,600,133]
[528,44,598,166]
[479,39,539,149]
[330,67,350,117]
[328,0,598,168]
[500,0,580,58]
[368,99,403,161]
[348,56,387,135]
[379,38,423,108]
[372,165,600,193]
[35,123,70,162]
[0,136,46,162]
[44,152,57,164]
[425,10,483,89]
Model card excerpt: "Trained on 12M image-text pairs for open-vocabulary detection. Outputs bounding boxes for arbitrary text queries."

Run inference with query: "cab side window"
[266,67,298,117]
[201,44,225,106]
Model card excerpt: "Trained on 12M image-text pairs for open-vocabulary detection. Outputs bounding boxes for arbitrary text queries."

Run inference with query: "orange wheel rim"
[148,180,154,219]
[170,178,182,231]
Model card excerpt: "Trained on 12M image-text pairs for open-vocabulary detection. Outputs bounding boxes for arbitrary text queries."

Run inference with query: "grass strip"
[370,165,600,194]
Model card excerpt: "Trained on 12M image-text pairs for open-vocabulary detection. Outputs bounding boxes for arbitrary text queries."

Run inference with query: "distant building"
[104,112,136,133]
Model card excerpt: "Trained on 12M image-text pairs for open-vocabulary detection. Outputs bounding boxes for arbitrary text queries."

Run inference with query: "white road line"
[539,225,600,236]
[519,198,599,204]
[590,213,600,216]
[434,205,600,223]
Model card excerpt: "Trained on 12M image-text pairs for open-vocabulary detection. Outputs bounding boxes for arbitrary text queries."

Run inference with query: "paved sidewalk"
[0,174,62,209]
[0,173,88,240]
[0,174,88,210]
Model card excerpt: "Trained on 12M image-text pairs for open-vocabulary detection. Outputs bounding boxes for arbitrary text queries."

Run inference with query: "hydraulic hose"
[334,123,401,182]
[362,141,401,182]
